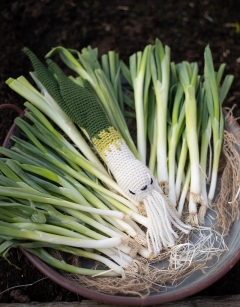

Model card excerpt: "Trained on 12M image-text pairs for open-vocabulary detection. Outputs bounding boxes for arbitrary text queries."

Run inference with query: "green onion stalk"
[129,44,152,164]
[151,39,171,189]
[177,62,201,225]
[177,163,191,216]
[198,87,212,224]
[101,50,124,115]
[204,46,234,206]
[147,87,157,174]
[167,83,185,207]
[0,222,122,250]
[175,131,188,206]
[0,239,121,276]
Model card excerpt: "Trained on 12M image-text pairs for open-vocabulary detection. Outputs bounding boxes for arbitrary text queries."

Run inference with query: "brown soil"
[0,0,240,303]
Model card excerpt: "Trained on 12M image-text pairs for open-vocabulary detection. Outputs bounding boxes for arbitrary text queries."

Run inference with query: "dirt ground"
[0,0,240,303]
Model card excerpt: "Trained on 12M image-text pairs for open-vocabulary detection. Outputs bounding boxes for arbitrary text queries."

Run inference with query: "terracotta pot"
[2,105,240,306]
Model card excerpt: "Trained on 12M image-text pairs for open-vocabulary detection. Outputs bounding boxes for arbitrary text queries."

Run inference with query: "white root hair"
[144,190,192,256]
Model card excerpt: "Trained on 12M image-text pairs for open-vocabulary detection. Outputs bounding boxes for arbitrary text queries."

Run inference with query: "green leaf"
[30,200,47,224]
[216,63,226,86]
[219,75,234,105]
[120,60,133,87]
[0,239,21,269]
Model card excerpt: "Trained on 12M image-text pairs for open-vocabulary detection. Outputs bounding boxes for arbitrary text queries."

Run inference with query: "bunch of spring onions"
[122,42,233,224]
[42,40,233,225]
[0,105,151,276]
[0,39,233,277]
